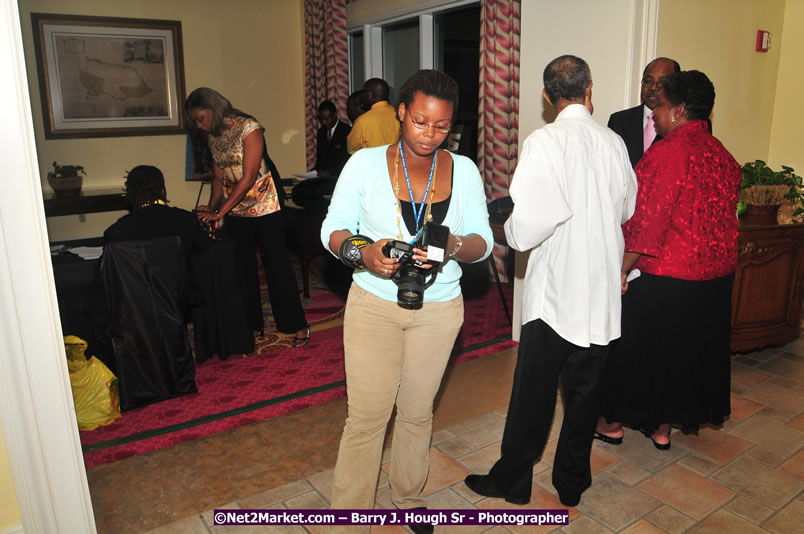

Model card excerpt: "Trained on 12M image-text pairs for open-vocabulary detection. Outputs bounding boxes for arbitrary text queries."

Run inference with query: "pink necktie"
[643,112,656,152]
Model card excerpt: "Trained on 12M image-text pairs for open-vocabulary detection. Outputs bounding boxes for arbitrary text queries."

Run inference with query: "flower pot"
[741,203,780,226]
[48,175,83,198]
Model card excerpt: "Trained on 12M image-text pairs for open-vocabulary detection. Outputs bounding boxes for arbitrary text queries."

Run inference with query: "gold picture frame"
[31,13,186,139]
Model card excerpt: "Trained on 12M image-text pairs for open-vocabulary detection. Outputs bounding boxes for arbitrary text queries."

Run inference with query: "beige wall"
[657,0,785,165]
[0,421,21,532]
[768,0,804,171]
[518,0,637,137]
[19,0,306,241]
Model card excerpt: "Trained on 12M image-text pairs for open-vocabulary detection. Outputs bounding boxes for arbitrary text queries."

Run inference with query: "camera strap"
[338,234,374,269]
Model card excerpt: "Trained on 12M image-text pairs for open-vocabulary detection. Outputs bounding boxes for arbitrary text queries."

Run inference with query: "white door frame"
[0,0,96,531]
[0,0,660,530]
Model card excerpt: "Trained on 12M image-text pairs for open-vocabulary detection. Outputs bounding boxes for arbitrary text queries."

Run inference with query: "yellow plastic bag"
[64,336,121,430]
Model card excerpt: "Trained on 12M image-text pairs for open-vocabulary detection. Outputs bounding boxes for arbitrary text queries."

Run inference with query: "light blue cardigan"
[320,145,493,303]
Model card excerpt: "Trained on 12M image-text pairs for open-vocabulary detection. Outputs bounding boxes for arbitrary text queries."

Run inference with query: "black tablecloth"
[191,239,254,362]
[51,236,254,366]
[51,240,111,365]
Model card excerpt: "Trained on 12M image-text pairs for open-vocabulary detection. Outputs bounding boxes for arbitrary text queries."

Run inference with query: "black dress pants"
[224,211,307,334]
[489,319,609,501]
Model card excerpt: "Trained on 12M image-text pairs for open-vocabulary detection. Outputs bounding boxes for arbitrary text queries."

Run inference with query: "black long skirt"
[599,272,734,434]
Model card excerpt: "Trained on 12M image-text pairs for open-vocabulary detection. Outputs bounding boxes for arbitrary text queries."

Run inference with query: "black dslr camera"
[382,222,450,308]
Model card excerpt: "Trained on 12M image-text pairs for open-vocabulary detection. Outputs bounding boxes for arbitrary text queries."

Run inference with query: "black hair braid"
[124,165,166,211]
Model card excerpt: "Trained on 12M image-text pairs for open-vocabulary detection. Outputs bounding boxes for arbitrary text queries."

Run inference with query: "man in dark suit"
[607,57,680,168]
[315,100,351,177]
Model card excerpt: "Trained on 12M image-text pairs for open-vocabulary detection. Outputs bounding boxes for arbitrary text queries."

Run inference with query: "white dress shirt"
[505,104,637,347]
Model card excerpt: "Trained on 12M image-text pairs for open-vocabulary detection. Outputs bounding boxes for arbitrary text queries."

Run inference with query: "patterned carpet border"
[82,334,512,454]
[80,280,515,467]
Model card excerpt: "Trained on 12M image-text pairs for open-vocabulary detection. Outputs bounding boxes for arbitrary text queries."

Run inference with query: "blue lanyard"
[399,140,437,236]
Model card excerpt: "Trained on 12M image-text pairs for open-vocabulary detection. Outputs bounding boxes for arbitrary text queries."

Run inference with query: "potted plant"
[47,161,85,198]
[739,160,803,225]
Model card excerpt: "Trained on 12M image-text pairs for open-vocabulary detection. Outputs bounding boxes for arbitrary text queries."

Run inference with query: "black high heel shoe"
[593,430,623,445]
[641,429,671,450]
[293,325,311,348]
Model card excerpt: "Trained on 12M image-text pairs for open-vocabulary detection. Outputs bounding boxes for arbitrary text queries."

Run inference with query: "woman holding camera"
[320,70,492,530]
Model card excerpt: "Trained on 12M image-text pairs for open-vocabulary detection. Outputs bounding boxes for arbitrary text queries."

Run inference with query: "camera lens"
[396,266,425,307]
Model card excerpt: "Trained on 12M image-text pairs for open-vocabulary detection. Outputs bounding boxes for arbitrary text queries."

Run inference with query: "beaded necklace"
[138,199,167,209]
[392,140,437,240]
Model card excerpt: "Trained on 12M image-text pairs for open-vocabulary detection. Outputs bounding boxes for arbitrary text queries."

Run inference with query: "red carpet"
[80,285,514,468]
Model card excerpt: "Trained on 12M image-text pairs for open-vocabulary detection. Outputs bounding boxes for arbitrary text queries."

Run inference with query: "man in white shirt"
[464,55,637,507]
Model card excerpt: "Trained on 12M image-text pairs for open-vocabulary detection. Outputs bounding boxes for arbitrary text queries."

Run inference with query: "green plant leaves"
[741,159,803,212]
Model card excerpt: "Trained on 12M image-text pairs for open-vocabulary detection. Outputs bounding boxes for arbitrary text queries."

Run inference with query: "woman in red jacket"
[596,71,741,449]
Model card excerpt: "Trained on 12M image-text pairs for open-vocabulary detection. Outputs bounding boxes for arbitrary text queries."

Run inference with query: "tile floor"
[90,337,804,533]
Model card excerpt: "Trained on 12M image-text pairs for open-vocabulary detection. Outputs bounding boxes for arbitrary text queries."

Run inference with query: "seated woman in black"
[104,165,207,257]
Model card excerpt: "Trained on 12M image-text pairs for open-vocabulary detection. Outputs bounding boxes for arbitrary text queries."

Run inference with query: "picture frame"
[31,13,187,139]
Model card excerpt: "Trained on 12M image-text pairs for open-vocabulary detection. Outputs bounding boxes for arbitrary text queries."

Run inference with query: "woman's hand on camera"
[411,248,434,269]
[361,239,398,277]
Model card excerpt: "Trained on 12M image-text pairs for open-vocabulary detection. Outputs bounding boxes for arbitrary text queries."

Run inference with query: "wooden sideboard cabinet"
[730,222,804,352]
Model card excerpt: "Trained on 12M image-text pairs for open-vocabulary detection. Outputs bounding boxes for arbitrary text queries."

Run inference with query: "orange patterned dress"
[208,116,280,217]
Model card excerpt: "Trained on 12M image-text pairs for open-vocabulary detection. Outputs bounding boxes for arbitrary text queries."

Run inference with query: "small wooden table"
[730,221,804,352]
[43,188,127,217]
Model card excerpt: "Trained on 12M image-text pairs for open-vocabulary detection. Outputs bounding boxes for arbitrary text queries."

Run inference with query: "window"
[434,5,480,125]
[382,19,420,104]
[348,2,480,159]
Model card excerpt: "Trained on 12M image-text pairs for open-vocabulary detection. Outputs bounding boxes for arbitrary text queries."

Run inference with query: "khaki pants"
[331,283,464,518]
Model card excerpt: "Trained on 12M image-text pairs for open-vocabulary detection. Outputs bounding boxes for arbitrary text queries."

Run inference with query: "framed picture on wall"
[31,13,187,139]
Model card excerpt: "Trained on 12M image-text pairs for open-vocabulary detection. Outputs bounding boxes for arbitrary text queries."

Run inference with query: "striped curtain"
[303,0,350,170]
[478,0,520,276]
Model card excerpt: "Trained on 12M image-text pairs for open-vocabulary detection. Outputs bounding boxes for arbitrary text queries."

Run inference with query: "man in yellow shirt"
[346,78,400,154]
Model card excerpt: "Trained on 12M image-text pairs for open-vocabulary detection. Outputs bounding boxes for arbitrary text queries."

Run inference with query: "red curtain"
[478,0,520,276]
[304,0,350,170]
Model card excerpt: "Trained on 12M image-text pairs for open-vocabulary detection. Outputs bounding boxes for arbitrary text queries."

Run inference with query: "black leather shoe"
[407,508,434,534]
[557,490,581,507]
[464,474,529,505]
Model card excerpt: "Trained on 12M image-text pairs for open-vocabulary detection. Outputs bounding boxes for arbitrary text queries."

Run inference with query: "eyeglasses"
[641,77,664,89]
[407,113,451,134]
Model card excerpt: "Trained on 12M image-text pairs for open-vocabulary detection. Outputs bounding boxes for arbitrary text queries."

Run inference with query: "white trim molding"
[0,0,96,532]
[419,14,434,69]
[0,523,24,534]
[364,25,383,81]
[624,0,661,106]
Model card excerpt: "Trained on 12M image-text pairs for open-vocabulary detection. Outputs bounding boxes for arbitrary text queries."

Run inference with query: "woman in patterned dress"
[185,88,310,346]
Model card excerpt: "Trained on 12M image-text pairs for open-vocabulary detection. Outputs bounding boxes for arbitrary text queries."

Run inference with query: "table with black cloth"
[50,237,111,367]
[190,237,255,362]
[51,236,255,367]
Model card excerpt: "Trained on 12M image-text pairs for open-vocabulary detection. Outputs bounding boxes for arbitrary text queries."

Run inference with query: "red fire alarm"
[756,30,771,52]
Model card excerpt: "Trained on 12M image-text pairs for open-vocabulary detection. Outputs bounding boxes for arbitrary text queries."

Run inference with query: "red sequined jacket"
[625,120,741,280]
